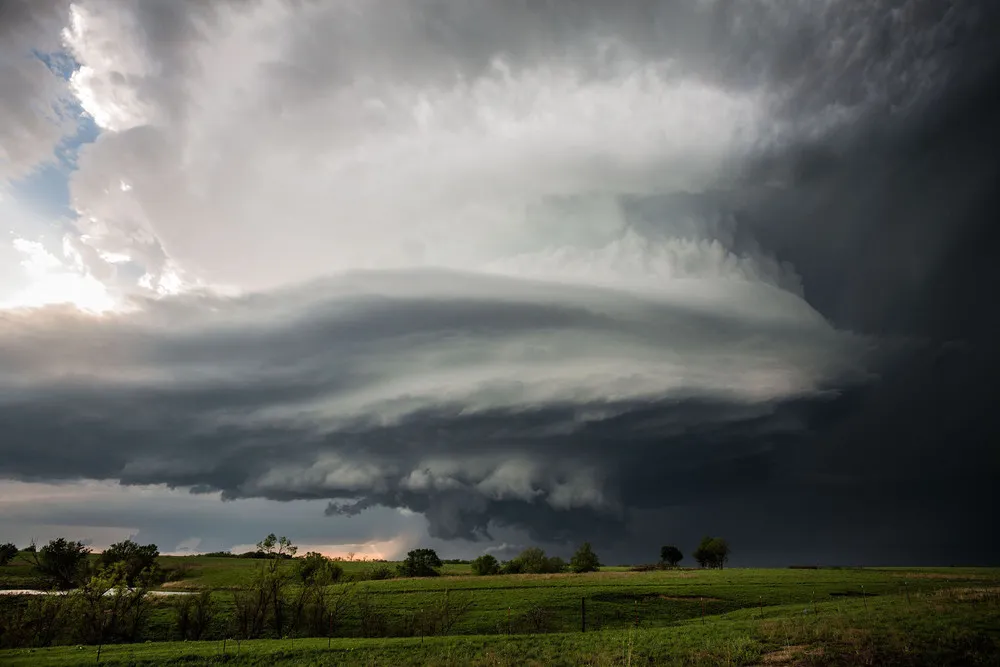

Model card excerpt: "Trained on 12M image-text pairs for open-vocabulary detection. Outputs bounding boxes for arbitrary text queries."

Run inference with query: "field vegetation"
[1,536,998,665]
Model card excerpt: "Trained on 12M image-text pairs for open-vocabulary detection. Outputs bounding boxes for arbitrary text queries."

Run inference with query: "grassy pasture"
[3,585,999,665]
[3,554,999,664]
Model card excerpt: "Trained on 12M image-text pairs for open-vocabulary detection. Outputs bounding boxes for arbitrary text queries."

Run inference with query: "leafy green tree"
[570,542,601,573]
[471,553,500,575]
[504,547,567,574]
[99,539,161,586]
[29,538,91,589]
[692,536,730,569]
[256,533,298,568]
[0,542,18,566]
[499,558,523,574]
[71,562,154,644]
[232,534,299,639]
[397,548,443,577]
[295,551,343,585]
[172,590,214,641]
[660,545,683,567]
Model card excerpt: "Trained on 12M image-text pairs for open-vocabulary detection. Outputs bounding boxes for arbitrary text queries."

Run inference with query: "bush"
[500,558,524,575]
[366,563,396,580]
[0,543,18,566]
[71,563,155,644]
[471,554,500,576]
[99,539,162,586]
[504,547,567,574]
[570,542,601,573]
[693,536,730,569]
[397,548,442,577]
[29,538,91,590]
[295,552,343,585]
[0,593,69,648]
[660,545,683,567]
[173,590,214,640]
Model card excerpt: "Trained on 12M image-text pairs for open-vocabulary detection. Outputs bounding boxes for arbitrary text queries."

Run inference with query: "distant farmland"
[2,554,999,665]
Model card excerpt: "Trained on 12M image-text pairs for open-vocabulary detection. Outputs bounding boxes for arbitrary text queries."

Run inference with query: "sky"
[0,0,998,566]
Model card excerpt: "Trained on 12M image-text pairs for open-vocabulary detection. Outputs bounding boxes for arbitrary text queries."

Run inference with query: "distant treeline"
[0,533,733,650]
[200,550,297,560]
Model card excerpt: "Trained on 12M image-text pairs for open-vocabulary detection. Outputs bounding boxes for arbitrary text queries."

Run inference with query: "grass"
[2,586,998,665]
[3,556,999,664]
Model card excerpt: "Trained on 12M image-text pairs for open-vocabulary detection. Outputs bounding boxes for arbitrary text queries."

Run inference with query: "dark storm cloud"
[0,270,868,541]
[2,0,999,564]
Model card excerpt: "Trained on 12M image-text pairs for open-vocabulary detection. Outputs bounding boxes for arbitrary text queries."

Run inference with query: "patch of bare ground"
[757,644,823,665]
[893,572,975,580]
[658,594,722,601]
[933,585,1000,601]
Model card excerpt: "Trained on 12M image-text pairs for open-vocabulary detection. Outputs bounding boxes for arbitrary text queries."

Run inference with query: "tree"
[471,554,500,575]
[692,536,730,569]
[99,539,161,586]
[570,542,601,573]
[503,547,567,574]
[72,562,154,644]
[256,533,298,567]
[397,548,442,577]
[295,551,343,586]
[232,534,299,639]
[29,538,91,589]
[660,545,683,567]
[0,543,18,566]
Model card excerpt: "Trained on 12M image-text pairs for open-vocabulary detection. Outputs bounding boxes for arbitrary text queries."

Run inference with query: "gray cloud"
[1,0,998,564]
[0,269,869,540]
[0,0,74,179]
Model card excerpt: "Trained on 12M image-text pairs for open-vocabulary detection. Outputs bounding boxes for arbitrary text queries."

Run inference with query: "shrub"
[99,539,161,586]
[173,590,214,640]
[29,538,91,590]
[693,536,730,569]
[504,547,567,574]
[397,548,442,577]
[295,552,343,586]
[660,545,683,567]
[367,563,396,580]
[570,542,601,573]
[471,554,500,575]
[0,543,18,566]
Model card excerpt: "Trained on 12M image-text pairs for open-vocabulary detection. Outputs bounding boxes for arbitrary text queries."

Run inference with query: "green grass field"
[2,555,999,665]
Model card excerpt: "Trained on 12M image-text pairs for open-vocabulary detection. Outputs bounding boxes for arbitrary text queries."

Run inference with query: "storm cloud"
[1,0,998,563]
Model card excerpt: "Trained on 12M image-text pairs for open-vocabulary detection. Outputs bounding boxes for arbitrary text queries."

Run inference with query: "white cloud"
[1,235,116,313]
[0,0,74,180]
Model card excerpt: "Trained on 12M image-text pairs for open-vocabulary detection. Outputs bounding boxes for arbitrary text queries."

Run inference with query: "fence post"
[862,585,868,612]
[581,597,586,632]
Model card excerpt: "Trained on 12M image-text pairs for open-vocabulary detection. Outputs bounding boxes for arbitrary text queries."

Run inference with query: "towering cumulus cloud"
[1,0,998,561]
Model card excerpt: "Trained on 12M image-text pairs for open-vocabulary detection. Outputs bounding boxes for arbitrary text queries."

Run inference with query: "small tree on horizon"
[398,548,443,577]
[28,538,91,589]
[570,542,601,573]
[100,539,161,586]
[692,536,730,569]
[0,542,18,566]
[471,553,500,575]
[295,551,343,585]
[660,545,683,567]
